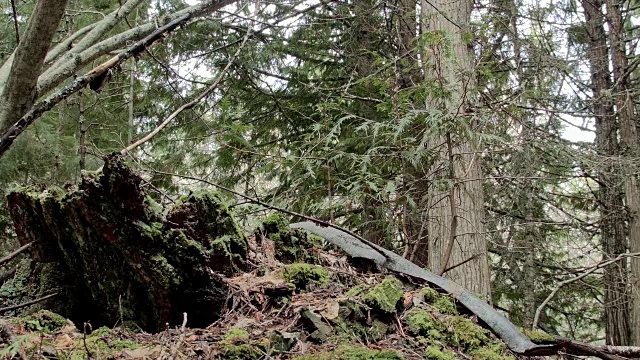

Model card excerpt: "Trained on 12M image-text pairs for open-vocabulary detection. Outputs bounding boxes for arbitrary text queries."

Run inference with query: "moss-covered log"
[4,154,247,332]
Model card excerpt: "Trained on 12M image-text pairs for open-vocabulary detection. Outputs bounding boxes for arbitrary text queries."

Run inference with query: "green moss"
[283,263,330,290]
[422,287,440,302]
[221,343,262,359]
[364,276,403,313]
[346,284,367,297]
[220,328,263,360]
[468,347,513,360]
[433,296,457,315]
[91,327,111,336]
[523,329,555,342]
[294,345,404,359]
[224,328,250,342]
[23,310,66,332]
[110,339,141,350]
[405,308,444,338]
[448,316,489,349]
[425,346,457,360]
[66,328,141,360]
[259,213,323,263]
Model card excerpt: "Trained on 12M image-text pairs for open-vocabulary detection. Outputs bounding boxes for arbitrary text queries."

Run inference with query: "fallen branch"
[0,241,32,266]
[0,292,59,314]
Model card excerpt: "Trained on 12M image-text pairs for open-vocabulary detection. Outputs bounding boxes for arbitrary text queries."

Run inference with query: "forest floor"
[0,232,525,360]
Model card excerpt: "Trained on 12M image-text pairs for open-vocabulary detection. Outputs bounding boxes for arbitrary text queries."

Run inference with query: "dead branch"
[0,293,59,314]
[0,242,33,266]
[533,252,640,329]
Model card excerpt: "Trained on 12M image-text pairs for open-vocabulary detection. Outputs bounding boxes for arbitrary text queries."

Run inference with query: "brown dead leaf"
[53,333,74,349]
[185,334,197,342]
[403,291,414,309]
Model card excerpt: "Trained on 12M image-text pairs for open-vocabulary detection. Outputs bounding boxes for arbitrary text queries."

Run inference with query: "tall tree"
[604,0,640,344]
[418,0,491,298]
[582,0,630,345]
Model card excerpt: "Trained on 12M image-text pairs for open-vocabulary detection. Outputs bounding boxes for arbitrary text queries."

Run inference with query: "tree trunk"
[418,0,491,299]
[0,0,69,133]
[583,0,631,345]
[604,0,640,345]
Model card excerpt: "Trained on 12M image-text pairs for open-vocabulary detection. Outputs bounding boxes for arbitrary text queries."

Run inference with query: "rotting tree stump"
[4,154,247,332]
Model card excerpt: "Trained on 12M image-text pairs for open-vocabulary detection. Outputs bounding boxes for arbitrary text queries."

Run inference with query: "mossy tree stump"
[5,155,247,332]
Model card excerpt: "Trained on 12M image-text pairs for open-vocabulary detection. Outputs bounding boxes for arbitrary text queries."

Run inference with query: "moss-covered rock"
[219,328,265,359]
[364,276,403,313]
[259,214,323,264]
[283,263,330,291]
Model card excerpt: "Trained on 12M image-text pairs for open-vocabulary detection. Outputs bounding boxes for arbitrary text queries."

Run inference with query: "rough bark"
[0,0,69,133]
[604,0,640,345]
[5,154,247,332]
[349,0,388,245]
[583,0,631,345]
[417,0,491,299]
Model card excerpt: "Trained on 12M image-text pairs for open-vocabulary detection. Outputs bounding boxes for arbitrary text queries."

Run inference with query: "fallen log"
[291,221,631,359]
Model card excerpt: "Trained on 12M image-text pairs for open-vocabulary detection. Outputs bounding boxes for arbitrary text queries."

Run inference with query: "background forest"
[0,0,638,348]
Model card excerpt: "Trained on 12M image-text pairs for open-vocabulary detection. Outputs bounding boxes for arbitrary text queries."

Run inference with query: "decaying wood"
[5,154,248,332]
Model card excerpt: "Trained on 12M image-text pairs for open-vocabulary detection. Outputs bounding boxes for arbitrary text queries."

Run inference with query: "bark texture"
[0,0,69,133]
[583,0,630,345]
[604,0,640,345]
[418,0,491,299]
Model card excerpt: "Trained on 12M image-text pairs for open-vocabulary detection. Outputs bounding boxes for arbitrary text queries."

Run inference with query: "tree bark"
[418,0,491,300]
[583,0,631,345]
[604,0,640,345]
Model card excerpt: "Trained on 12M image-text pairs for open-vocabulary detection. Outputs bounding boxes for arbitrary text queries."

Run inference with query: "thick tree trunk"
[604,0,640,345]
[418,0,491,299]
[583,0,631,345]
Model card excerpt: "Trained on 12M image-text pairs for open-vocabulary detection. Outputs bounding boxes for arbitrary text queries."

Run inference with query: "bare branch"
[533,252,640,330]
